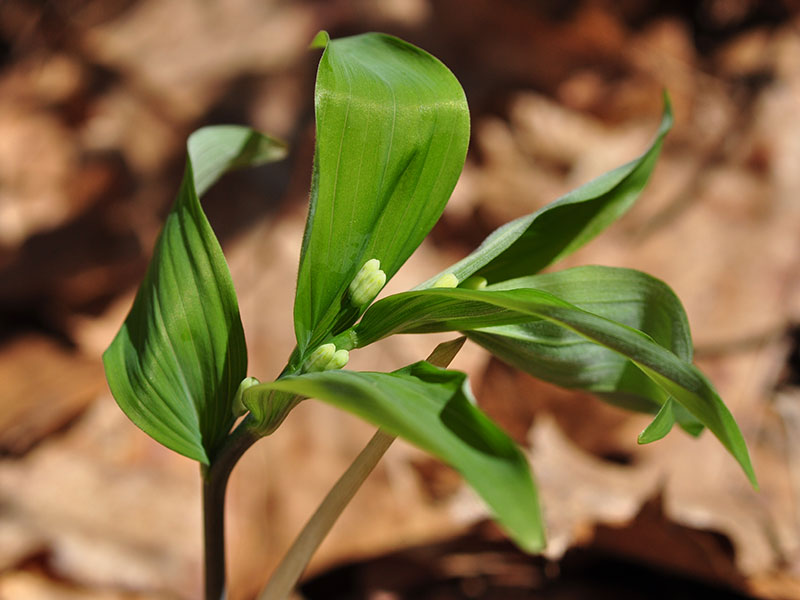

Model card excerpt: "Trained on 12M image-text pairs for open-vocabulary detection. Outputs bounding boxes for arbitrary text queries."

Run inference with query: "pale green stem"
[256,337,465,600]
[257,428,396,600]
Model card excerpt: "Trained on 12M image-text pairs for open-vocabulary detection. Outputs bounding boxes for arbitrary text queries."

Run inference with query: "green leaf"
[468,266,702,433]
[294,32,470,357]
[189,125,288,197]
[244,362,545,552]
[103,126,287,464]
[638,398,677,443]
[418,95,673,289]
[344,285,756,486]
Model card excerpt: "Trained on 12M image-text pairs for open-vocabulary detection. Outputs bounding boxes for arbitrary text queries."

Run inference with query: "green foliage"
[470,266,702,433]
[293,32,470,359]
[338,283,755,486]
[244,362,544,551]
[103,127,286,463]
[418,97,672,288]
[103,30,757,567]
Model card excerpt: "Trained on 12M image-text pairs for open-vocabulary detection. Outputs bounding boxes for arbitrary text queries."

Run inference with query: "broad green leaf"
[243,362,545,552]
[468,266,702,433]
[243,337,468,435]
[418,95,673,289]
[103,126,287,464]
[294,32,470,357]
[342,286,756,486]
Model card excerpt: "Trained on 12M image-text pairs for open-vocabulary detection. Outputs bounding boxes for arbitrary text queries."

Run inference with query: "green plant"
[102,31,756,600]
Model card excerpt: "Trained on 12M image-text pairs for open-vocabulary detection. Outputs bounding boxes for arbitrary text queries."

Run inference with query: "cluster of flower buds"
[234,266,492,420]
[433,273,488,290]
[303,343,350,373]
[348,259,386,306]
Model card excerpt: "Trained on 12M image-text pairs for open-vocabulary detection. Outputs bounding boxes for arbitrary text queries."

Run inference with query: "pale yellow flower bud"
[232,376,260,417]
[348,259,386,305]
[304,344,350,373]
[304,343,336,372]
[327,349,349,370]
[460,276,487,290]
[433,273,459,288]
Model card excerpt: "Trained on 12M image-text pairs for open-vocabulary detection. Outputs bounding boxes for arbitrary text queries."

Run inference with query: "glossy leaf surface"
[347,285,756,486]
[294,32,470,356]
[468,266,701,432]
[103,126,286,464]
[244,362,545,551]
[418,96,672,289]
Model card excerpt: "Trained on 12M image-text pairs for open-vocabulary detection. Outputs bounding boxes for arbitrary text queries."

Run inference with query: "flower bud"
[303,344,350,372]
[327,348,350,370]
[348,259,386,306]
[460,276,487,290]
[304,343,336,372]
[433,273,459,288]
[232,376,260,417]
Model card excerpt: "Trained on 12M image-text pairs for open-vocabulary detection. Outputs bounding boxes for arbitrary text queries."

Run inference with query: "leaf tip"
[739,453,759,491]
[310,30,330,50]
[511,531,546,554]
[659,90,674,136]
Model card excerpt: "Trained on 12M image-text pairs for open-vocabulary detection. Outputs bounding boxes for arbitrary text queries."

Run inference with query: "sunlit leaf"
[418,95,673,289]
[294,32,470,358]
[244,362,545,552]
[103,126,287,464]
[342,285,756,486]
[469,266,702,433]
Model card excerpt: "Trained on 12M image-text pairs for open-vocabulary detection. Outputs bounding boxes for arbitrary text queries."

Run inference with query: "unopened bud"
[460,276,487,290]
[304,344,350,373]
[327,349,349,370]
[349,259,386,306]
[304,343,336,372]
[433,273,459,288]
[232,376,260,417]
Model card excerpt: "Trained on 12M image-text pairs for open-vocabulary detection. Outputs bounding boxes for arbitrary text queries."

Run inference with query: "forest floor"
[2,1,800,598]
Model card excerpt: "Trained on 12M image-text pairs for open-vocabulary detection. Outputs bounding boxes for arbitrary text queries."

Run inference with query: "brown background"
[1,0,800,598]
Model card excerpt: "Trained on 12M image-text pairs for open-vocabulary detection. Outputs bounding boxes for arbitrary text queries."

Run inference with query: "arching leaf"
[244,362,545,552]
[418,96,672,288]
[103,126,287,464]
[342,285,756,487]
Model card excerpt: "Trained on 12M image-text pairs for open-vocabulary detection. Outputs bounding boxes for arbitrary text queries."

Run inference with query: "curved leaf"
[417,95,673,289]
[343,286,756,486]
[243,362,545,552]
[469,266,702,433]
[103,126,287,464]
[294,32,470,357]
[638,398,678,443]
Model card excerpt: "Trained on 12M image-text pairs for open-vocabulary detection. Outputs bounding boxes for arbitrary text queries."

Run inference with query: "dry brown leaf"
[0,570,178,600]
[0,336,104,454]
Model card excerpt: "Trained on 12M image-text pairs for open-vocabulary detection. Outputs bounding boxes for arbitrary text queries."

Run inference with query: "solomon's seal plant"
[103,31,757,600]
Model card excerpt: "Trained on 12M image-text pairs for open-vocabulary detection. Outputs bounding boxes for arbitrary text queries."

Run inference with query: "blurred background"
[2,0,800,598]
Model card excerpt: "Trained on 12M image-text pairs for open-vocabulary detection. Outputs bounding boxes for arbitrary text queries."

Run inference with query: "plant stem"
[203,417,261,600]
[256,337,466,600]
[203,474,227,600]
[257,429,396,600]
